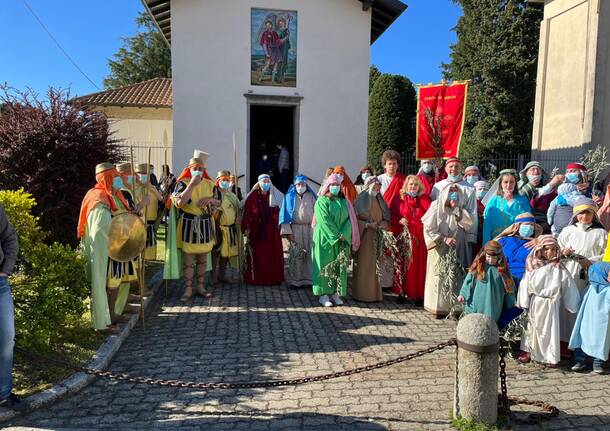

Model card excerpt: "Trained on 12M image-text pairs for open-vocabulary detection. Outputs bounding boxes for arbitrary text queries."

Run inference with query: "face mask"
[139,174,148,183]
[361,173,371,181]
[566,173,580,184]
[295,185,307,195]
[577,222,592,229]
[112,176,124,190]
[407,191,418,198]
[335,174,344,183]
[219,180,230,190]
[126,175,134,185]
[448,192,459,202]
[476,190,487,200]
[329,185,341,196]
[260,182,271,192]
[190,169,202,178]
[519,225,534,238]
[466,175,478,185]
[447,174,462,183]
[527,175,541,183]
[422,164,433,174]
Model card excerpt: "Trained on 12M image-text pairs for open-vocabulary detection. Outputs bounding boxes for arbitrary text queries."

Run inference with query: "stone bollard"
[454,313,500,425]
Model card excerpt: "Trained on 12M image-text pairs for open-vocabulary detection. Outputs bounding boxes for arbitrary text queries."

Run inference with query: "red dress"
[390,193,431,300]
[241,190,285,286]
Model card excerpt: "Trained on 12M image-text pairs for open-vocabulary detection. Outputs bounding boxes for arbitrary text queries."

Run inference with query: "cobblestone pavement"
[7,280,610,430]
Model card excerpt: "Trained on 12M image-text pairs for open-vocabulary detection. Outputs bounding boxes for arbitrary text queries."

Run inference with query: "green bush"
[0,189,89,351]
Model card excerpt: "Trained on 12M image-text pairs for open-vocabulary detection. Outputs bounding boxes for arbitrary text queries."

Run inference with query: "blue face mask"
[361,173,371,182]
[566,173,580,184]
[260,182,271,192]
[466,175,478,185]
[191,170,202,178]
[527,174,541,183]
[139,174,148,183]
[126,175,134,185]
[406,191,418,198]
[448,192,459,202]
[329,185,341,196]
[219,180,230,189]
[112,176,124,190]
[447,174,462,183]
[519,225,534,238]
[422,164,433,174]
[335,174,344,183]
[476,190,487,200]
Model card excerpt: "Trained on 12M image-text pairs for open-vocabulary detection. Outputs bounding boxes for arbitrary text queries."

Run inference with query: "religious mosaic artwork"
[251,8,297,87]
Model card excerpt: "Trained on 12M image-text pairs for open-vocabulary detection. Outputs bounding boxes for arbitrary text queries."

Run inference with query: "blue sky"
[1,0,461,97]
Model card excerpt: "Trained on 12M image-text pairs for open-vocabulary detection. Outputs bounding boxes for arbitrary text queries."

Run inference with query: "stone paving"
[7,280,610,430]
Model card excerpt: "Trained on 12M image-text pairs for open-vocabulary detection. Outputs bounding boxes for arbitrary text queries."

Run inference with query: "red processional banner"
[415,82,468,160]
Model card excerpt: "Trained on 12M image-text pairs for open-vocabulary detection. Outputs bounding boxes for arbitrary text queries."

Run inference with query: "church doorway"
[249,105,296,192]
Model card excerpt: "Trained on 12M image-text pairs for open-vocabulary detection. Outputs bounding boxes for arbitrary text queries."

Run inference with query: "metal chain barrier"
[18,340,456,390]
[18,337,559,424]
[498,341,560,425]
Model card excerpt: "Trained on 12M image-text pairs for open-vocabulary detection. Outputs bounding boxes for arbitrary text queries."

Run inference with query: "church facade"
[144,0,406,187]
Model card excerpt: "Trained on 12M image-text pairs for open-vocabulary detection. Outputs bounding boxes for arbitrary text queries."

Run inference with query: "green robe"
[459,265,516,323]
[82,205,112,330]
[312,196,352,296]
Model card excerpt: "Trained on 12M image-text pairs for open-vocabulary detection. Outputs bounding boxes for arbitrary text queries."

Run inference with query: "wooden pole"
[163,145,168,297]
[233,132,243,286]
[130,146,145,329]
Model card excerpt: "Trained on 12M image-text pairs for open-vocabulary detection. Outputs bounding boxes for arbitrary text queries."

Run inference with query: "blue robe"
[498,236,530,286]
[483,195,531,243]
[459,265,516,323]
[569,262,610,361]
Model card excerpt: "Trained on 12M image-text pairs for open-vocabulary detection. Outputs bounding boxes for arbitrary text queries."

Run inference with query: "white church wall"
[172,0,371,186]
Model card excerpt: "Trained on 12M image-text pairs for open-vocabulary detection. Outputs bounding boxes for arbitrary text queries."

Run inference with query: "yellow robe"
[217,192,239,258]
[137,183,162,260]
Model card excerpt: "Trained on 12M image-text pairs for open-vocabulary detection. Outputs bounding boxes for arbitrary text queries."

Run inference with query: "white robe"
[517,265,580,364]
[281,193,315,286]
[557,224,608,341]
[430,179,477,244]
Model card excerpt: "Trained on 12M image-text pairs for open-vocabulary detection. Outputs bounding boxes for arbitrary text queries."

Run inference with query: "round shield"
[108,213,147,262]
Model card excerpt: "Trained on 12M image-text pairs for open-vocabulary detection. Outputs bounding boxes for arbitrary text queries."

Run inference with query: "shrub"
[0,85,124,246]
[0,190,89,351]
[368,74,417,173]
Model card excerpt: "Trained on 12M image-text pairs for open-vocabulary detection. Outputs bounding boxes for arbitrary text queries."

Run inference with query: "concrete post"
[454,313,500,425]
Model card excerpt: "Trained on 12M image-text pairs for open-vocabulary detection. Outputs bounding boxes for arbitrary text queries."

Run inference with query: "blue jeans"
[0,277,14,400]
[574,348,604,367]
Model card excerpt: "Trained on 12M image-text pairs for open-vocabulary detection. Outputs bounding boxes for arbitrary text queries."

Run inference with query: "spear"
[233,132,243,286]
[130,146,145,329]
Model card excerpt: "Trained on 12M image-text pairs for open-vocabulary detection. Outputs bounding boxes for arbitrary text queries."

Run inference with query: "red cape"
[383,173,406,204]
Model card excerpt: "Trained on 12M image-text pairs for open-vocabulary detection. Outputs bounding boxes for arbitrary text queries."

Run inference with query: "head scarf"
[482,169,518,207]
[245,174,284,208]
[313,174,360,252]
[354,166,373,185]
[495,212,542,240]
[354,176,391,222]
[332,165,357,203]
[566,162,587,172]
[468,240,514,291]
[421,183,474,242]
[569,197,604,229]
[525,234,563,272]
[279,174,317,225]
[587,262,610,294]
[176,158,212,184]
[77,166,129,239]
[464,165,479,176]
[518,161,548,189]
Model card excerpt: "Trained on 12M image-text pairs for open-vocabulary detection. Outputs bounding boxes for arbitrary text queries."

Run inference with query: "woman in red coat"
[391,175,431,305]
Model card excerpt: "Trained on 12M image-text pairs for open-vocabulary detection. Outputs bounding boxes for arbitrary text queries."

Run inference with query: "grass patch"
[14,257,164,398]
[451,416,506,431]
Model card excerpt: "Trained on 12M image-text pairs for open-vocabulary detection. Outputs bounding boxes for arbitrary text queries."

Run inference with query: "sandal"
[180,286,193,303]
[196,286,213,298]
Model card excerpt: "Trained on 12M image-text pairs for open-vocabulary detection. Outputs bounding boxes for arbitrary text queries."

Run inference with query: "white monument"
[530,0,610,163]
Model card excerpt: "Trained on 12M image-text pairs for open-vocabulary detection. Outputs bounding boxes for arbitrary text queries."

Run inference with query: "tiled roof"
[72,78,172,108]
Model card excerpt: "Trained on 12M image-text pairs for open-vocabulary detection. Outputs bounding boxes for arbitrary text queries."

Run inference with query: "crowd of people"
[75,149,610,375]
